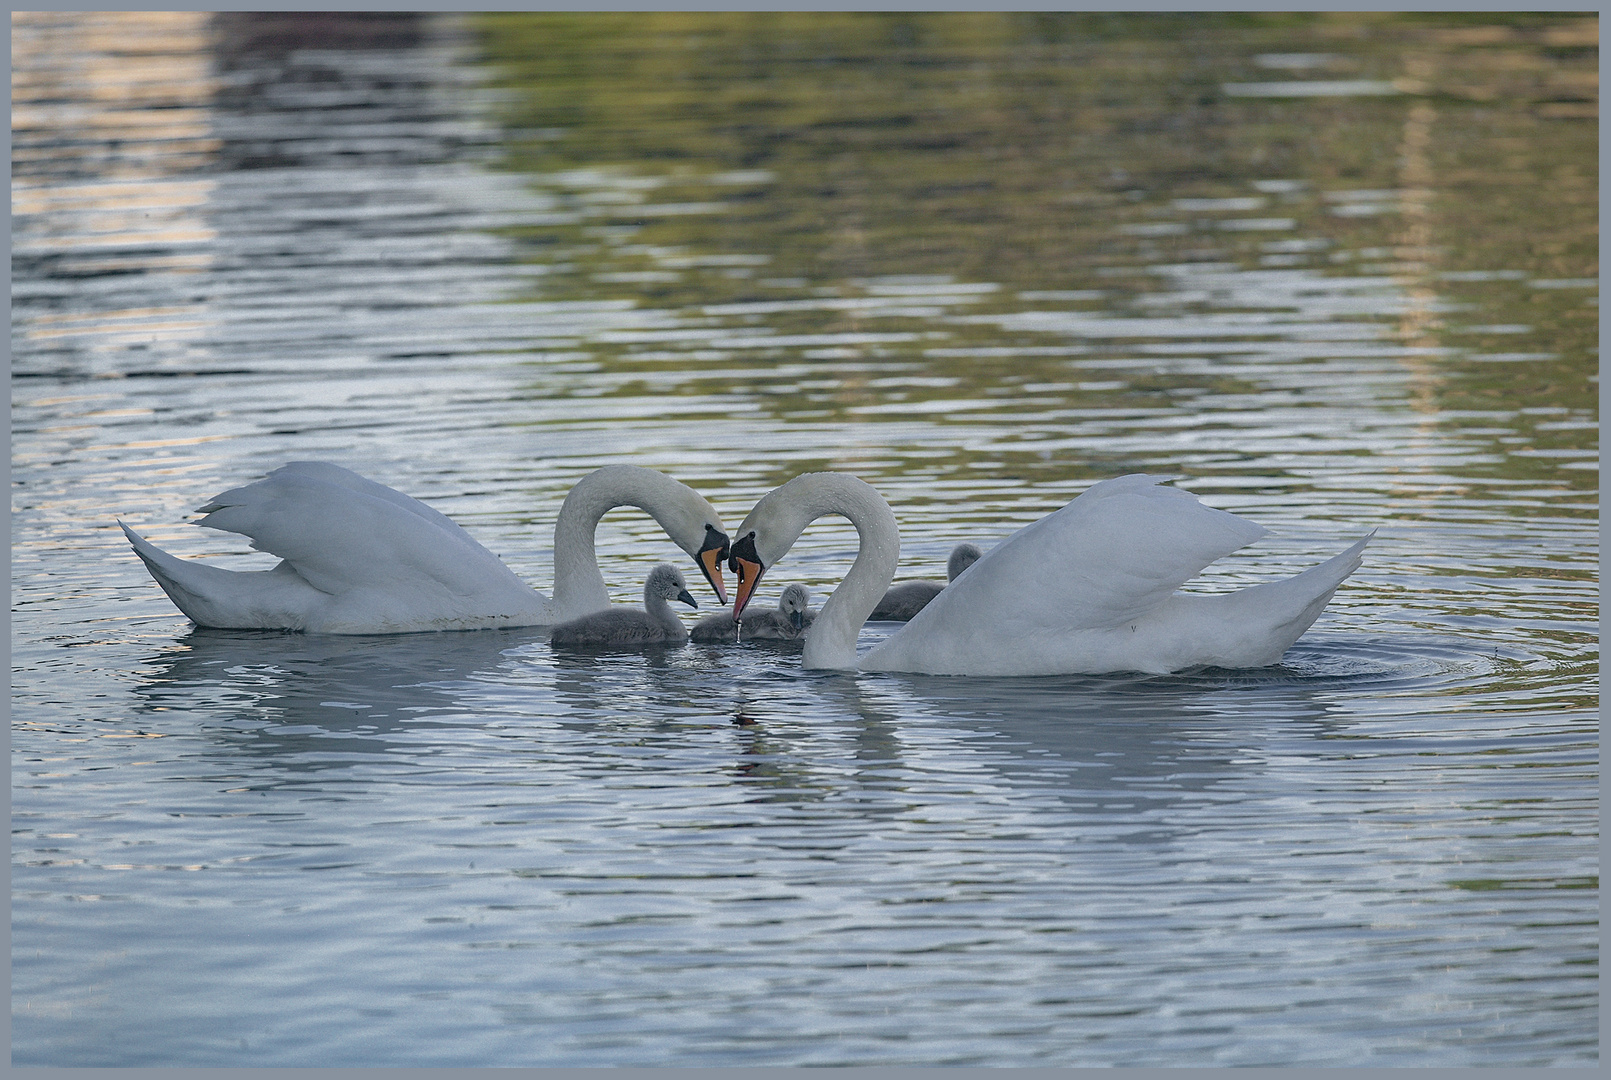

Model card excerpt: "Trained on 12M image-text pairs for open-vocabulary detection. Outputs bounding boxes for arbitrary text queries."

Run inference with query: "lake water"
[10,11,1598,1067]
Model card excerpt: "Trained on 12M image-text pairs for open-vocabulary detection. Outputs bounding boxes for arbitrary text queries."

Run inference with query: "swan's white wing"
[232,462,479,546]
[194,470,538,604]
[866,474,1265,669]
[937,474,1266,630]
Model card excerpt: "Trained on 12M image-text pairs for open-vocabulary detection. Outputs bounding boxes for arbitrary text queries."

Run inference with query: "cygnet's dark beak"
[789,609,805,630]
[729,532,765,620]
[695,524,730,606]
[676,588,697,610]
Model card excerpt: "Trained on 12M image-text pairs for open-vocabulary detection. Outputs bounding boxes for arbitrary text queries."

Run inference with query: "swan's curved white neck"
[747,473,899,670]
[550,466,700,621]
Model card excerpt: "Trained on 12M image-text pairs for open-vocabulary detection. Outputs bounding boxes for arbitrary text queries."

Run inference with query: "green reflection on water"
[474,12,1596,498]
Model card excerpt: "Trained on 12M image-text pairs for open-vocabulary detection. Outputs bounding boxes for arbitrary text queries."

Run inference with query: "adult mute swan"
[120,461,729,634]
[727,472,1370,676]
[690,583,814,642]
[549,563,696,647]
[869,542,983,621]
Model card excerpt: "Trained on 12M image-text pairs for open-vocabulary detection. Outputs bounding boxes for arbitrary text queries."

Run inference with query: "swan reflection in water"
[129,622,1459,818]
[131,627,548,768]
[122,625,1497,887]
[797,664,1338,822]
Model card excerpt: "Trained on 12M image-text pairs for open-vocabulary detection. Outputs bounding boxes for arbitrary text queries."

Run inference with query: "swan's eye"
[728,532,762,574]
[698,523,729,558]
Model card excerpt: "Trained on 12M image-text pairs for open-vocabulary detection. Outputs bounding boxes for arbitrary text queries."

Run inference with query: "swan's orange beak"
[698,546,728,606]
[732,557,764,620]
[694,525,729,606]
[728,531,765,620]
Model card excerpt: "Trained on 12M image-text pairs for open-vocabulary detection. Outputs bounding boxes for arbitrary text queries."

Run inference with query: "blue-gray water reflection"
[11,10,1596,1067]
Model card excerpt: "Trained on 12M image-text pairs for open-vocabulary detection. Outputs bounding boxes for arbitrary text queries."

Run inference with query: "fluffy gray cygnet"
[691,583,814,642]
[549,563,696,647]
[868,542,983,621]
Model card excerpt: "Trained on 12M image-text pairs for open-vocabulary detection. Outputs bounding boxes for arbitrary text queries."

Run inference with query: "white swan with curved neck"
[728,472,1370,676]
[120,461,729,634]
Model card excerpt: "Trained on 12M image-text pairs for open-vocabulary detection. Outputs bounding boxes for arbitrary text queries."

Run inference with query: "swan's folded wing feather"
[899,474,1266,642]
[194,472,531,601]
[209,462,479,546]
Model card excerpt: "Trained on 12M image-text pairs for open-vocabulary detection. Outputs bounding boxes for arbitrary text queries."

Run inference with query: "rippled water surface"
[11,12,1598,1066]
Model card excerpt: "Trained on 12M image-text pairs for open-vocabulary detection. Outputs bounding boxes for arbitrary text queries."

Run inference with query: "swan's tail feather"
[1217,531,1373,664]
[119,520,312,630]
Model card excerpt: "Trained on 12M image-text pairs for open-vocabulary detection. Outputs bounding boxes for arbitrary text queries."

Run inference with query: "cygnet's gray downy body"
[868,542,983,621]
[691,583,814,642]
[549,563,696,647]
